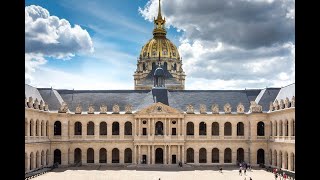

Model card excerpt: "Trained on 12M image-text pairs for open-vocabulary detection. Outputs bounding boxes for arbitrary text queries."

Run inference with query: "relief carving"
[186,104,194,114]
[250,101,262,113]
[199,104,207,114]
[113,104,120,114]
[237,102,245,114]
[211,104,219,114]
[224,103,232,114]
[58,102,69,113]
[75,104,82,114]
[100,104,107,114]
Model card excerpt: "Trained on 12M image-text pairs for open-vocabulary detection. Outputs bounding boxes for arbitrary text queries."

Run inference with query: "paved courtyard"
[31,165,276,180]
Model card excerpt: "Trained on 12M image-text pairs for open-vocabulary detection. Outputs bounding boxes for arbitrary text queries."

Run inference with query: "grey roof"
[167,89,261,112]
[275,83,295,102]
[38,88,64,111]
[25,84,44,102]
[255,88,281,111]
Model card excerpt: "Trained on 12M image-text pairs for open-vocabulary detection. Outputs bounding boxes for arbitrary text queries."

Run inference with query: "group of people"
[273,168,288,180]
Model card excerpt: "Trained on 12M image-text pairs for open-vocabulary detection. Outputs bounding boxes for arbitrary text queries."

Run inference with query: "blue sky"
[25,0,295,90]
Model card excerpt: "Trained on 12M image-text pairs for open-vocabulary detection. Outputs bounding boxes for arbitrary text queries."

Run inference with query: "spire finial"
[158,51,161,67]
[157,0,162,20]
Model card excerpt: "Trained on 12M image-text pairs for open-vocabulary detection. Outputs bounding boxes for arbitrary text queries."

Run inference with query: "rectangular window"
[172,128,176,135]
[143,128,147,136]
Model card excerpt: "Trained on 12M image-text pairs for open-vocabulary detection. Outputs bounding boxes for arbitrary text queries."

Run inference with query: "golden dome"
[140,37,180,60]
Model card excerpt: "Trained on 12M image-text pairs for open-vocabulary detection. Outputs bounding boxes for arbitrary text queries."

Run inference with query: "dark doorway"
[142,155,147,164]
[186,148,194,163]
[172,155,176,164]
[257,121,265,136]
[87,148,94,163]
[54,121,61,136]
[112,122,120,135]
[257,149,265,164]
[155,148,163,164]
[172,128,176,135]
[143,128,147,135]
[74,148,82,163]
[74,122,82,135]
[99,148,107,163]
[155,121,164,135]
[186,122,194,135]
[237,148,244,163]
[124,148,132,163]
[112,148,120,163]
[54,149,61,164]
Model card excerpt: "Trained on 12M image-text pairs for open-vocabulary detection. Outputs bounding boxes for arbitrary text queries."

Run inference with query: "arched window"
[54,149,61,164]
[257,121,265,136]
[100,122,107,135]
[274,150,277,166]
[275,121,278,136]
[30,152,34,170]
[285,120,289,136]
[112,148,120,163]
[124,148,132,163]
[74,122,82,135]
[54,121,61,136]
[285,152,288,169]
[155,121,164,135]
[99,148,107,163]
[125,122,132,135]
[269,149,272,165]
[25,152,28,171]
[36,151,40,168]
[74,148,82,164]
[199,148,207,163]
[36,120,39,136]
[224,122,232,136]
[186,122,194,135]
[292,120,295,136]
[291,153,295,171]
[87,148,94,163]
[30,120,34,136]
[224,148,232,163]
[257,149,265,164]
[186,148,194,163]
[112,122,120,135]
[270,121,273,136]
[173,63,177,70]
[41,150,45,166]
[212,148,219,163]
[46,150,49,165]
[41,121,44,136]
[211,122,219,136]
[46,121,49,136]
[25,119,28,136]
[87,121,94,135]
[199,122,206,135]
[279,121,283,136]
[237,122,244,136]
[237,148,244,163]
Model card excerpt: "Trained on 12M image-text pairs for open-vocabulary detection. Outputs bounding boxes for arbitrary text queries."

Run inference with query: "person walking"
[275,173,278,180]
[239,168,242,176]
[249,177,252,180]
[244,168,247,175]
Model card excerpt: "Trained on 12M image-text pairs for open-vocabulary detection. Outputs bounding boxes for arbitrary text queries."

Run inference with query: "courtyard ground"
[32,165,275,180]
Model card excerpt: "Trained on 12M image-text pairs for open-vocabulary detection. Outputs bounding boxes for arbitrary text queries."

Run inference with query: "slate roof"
[25,84,44,102]
[38,88,64,111]
[254,88,281,112]
[275,83,295,102]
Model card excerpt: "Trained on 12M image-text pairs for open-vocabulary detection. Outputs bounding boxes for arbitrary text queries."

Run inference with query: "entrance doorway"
[172,155,176,164]
[142,155,147,164]
[155,148,163,164]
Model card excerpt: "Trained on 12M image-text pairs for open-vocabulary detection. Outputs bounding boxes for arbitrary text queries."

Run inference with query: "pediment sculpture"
[186,104,194,114]
[75,104,82,114]
[125,104,132,114]
[88,104,95,114]
[27,97,33,108]
[100,104,107,114]
[269,102,274,111]
[250,101,262,113]
[279,99,284,109]
[211,104,219,114]
[39,100,44,110]
[199,104,207,114]
[237,102,245,114]
[33,98,39,109]
[44,103,49,111]
[291,96,295,107]
[284,97,290,108]
[224,103,232,114]
[113,104,120,114]
[58,102,69,113]
[273,99,279,110]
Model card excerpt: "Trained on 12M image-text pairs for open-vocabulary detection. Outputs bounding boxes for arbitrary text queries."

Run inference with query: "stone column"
[120,148,124,164]
[232,148,237,164]
[177,119,180,136]
[94,148,99,164]
[69,149,74,165]
[82,149,87,164]
[164,119,167,136]
[282,153,285,169]
[138,145,141,164]
[181,118,184,136]
[42,122,45,137]
[288,153,292,171]
[107,123,112,139]
[95,123,99,139]
[220,123,224,139]
[164,145,167,164]
[245,148,249,163]
[177,145,180,163]
[182,146,185,164]
[107,148,112,164]
[148,146,151,164]
[32,121,36,137]
[194,123,199,139]
[149,118,151,136]
[195,149,199,164]
[134,119,137,136]
[26,120,30,138]
[61,149,68,166]
[207,148,211,164]
[82,122,87,138]
[25,155,30,171]
[219,150,224,164]
[168,145,171,164]
[133,145,136,164]
[207,122,212,139]
[232,122,237,138]
[120,122,124,139]
[288,120,292,138]
[277,121,280,138]
[139,118,141,136]
[169,119,171,136]
[152,145,155,164]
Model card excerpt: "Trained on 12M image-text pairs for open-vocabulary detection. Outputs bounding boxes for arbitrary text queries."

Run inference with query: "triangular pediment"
[135,102,182,114]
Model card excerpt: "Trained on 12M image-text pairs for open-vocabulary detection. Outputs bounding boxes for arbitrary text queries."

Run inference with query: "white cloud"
[25,5,94,84]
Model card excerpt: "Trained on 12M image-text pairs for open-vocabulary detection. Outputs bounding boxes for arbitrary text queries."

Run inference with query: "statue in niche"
[44,104,49,111]
[113,104,120,114]
[125,104,132,114]
[100,104,107,114]
[224,103,232,114]
[279,99,284,109]
[211,104,219,114]
[237,103,245,114]
[88,104,95,114]
[186,104,194,114]
[250,101,262,113]
[33,98,39,109]
[199,104,207,114]
[284,97,290,108]
[39,100,44,110]
[27,97,33,108]
[291,96,295,107]
[75,104,82,114]
[273,99,279,110]
[58,102,68,113]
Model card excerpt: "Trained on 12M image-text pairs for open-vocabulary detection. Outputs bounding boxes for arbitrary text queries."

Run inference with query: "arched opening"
[30,120,34,136]
[100,122,107,135]
[68,149,70,164]
[46,121,49,136]
[112,148,120,163]
[41,150,45,166]
[275,121,278,136]
[99,148,107,163]
[279,151,283,168]
[30,152,34,170]
[285,120,289,136]
[46,150,49,165]
[237,148,244,163]
[224,148,232,163]
[87,121,94,135]
[257,149,265,165]
[237,122,244,136]
[54,121,61,136]
[125,122,132,135]
[199,148,207,163]
[186,122,194,135]
[257,121,265,136]
[186,148,194,163]
[25,153,28,171]
[155,148,163,164]
[212,148,219,163]
[212,122,219,136]
[36,151,40,168]
[291,153,295,171]
[87,148,94,163]
[274,150,277,166]
[199,122,206,135]
[224,122,232,136]
[270,121,273,136]
[74,122,82,135]
[279,121,283,136]
[74,148,82,164]
[155,121,164,135]
[54,149,61,164]
[292,120,295,136]
[124,148,132,163]
[41,121,44,136]
[36,120,39,136]
[284,152,288,169]
[25,119,28,136]
[269,149,272,165]
[112,122,120,135]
